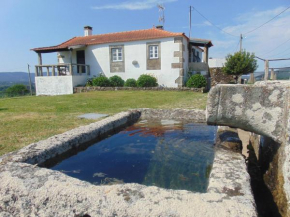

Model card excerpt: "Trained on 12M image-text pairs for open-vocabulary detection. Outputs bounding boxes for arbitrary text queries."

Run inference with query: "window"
[149,45,158,59]
[112,48,123,62]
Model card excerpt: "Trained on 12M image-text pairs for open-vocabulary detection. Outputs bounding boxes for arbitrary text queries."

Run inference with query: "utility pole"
[27,64,33,96]
[240,34,243,52]
[189,6,192,38]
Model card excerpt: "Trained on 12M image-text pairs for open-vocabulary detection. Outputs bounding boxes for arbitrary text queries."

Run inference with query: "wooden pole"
[27,64,33,96]
[240,34,243,52]
[189,6,192,39]
[47,67,50,76]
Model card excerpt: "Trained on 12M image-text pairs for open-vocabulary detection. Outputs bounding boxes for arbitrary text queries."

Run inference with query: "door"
[76,50,86,73]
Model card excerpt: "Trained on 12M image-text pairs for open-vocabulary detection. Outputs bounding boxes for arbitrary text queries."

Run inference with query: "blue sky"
[0,0,289,72]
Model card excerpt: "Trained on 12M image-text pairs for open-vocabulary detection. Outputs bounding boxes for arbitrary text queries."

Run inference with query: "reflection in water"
[50,120,217,192]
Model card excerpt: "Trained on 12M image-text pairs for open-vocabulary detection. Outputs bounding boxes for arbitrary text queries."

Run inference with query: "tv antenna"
[157,4,165,27]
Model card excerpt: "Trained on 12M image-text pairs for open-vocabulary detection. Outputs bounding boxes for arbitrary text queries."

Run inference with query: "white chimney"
[84,26,93,36]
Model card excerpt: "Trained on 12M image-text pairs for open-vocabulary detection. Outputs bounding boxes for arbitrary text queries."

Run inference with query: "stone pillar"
[69,49,73,64]
[38,53,43,76]
[203,46,208,63]
[52,66,55,76]
[264,60,269,80]
[270,68,276,80]
[248,73,255,84]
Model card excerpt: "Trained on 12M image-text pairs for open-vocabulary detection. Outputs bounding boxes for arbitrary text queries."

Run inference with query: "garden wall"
[74,86,205,93]
[209,67,235,87]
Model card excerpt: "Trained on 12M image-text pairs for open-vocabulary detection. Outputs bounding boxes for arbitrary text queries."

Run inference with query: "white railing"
[35,64,90,77]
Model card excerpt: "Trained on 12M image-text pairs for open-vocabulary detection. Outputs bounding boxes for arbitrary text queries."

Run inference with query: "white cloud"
[191,21,212,27]
[208,6,290,70]
[92,0,177,10]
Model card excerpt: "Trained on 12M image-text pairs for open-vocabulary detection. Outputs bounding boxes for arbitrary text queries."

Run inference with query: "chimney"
[84,26,93,36]
[156,25,164,30]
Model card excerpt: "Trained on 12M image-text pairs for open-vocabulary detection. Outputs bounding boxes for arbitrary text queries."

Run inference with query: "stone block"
[171,63,183,69]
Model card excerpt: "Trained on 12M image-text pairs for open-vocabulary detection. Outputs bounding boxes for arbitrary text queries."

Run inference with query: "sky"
[0,0,289,72]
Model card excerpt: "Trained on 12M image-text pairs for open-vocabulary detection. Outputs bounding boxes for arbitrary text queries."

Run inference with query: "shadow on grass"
[0,108,8,111]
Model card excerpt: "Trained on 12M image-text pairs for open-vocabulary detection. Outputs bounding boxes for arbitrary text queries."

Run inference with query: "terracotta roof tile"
[32,28,186,52]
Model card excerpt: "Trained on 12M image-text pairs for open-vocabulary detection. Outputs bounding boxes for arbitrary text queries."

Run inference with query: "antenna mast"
[157,4,165,27]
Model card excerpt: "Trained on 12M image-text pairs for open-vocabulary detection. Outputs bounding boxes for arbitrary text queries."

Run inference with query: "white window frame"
[112,48,123,62]
[149,45,159,59]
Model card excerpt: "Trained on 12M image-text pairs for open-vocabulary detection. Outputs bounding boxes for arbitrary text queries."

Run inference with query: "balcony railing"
[35,64,90,77]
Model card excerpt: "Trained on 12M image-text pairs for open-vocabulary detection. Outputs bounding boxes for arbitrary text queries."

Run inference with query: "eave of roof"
[189,38,213,47]
[31,28,188,53]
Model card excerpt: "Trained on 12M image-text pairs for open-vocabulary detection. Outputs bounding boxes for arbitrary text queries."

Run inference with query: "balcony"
[35,63,90,76]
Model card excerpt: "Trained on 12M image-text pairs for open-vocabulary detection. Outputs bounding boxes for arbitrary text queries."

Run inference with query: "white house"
[32,26,213,95]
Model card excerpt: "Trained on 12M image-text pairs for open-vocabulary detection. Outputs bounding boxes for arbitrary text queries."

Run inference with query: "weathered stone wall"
[206,81,290,217]
[138,108,206,122]
[74,86,205,93]
[0,109,257,217]
[209,67,235,87]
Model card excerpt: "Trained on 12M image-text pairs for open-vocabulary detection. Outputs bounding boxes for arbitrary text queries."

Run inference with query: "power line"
[231,40,240,53]
[258,37,290,58]
[191,6,239,37]
[266,45,290,58]
[243,6,290,35]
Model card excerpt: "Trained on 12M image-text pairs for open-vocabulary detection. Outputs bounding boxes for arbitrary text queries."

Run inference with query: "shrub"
[86,77,94,87]
[5,84,29,96]
[223,51,258,83]
[109,75,125,87]
[92,76,111,87]
[186,74,206,88]
[124,78,137,87]
[136,74,158,87]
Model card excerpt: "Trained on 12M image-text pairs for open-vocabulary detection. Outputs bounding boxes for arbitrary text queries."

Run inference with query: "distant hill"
[0,72,35,84]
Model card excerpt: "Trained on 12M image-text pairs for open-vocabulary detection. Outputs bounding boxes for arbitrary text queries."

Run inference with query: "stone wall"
[206,81,290,217]
[209,67,235,87]
[138,108,206,122]
[74,86,205,93]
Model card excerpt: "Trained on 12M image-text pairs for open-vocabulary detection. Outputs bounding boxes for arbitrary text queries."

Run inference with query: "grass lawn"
[0,91,207,156]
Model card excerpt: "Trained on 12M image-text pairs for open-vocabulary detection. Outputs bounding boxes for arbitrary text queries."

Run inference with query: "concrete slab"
[78,113,108,120]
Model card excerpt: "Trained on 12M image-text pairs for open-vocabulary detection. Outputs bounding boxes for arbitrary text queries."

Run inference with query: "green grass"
[0,91,207,156]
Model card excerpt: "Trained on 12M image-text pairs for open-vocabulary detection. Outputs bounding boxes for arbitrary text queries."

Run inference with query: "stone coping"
[0,109,256,217]
[74,86,205,93]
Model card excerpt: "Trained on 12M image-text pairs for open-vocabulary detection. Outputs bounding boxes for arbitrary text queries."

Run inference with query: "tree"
[5,84,29,96]
[223,51,258,83]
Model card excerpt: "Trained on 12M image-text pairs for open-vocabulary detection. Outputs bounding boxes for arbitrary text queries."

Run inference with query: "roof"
[193,46,204,52]
[189,38,213,47]
[31,28,187,53]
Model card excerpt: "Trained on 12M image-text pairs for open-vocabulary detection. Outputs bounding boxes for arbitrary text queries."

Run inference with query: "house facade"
[32,26,212,95]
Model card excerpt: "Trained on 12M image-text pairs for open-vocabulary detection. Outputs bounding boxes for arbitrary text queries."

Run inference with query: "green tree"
[223,51,258,83]
[5,84,29,96]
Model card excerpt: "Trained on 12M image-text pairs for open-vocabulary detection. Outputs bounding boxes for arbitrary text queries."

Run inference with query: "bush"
[109,75,125,87]
[86,77,94,87]
[186,74,206,88]
[5,84,29,96]
[92,76,111,87]
[136,74,158,87]
[124,78,137,87]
